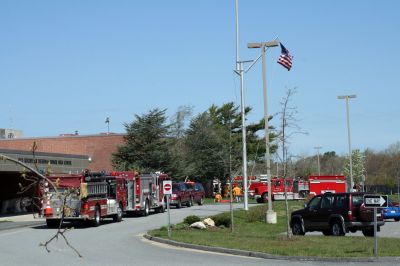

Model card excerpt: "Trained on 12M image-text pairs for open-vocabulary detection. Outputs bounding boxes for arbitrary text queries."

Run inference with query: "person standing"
[232,185,242,203]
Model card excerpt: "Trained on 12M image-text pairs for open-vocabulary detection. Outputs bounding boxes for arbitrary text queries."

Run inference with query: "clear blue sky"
[1,1,399,156]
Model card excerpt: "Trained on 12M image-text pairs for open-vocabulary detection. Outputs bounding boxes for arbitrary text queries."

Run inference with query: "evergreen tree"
[112,109,171,173]
[185,112,226,181]
[185,102,275,182]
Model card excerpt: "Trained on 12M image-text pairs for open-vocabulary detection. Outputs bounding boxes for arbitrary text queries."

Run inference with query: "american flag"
[277,43,293,71]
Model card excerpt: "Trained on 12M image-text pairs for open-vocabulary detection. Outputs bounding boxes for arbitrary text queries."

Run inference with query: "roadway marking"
[139,234,260,260]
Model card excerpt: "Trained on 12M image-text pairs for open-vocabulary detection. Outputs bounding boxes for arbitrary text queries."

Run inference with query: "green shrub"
[183,215,201,225]
[173,223,190,230]
[246,205,268,222]
[211,213,231,227]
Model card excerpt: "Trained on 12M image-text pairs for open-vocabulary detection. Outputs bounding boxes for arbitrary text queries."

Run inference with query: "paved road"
[305,219,400,238]
[0,204,397,266]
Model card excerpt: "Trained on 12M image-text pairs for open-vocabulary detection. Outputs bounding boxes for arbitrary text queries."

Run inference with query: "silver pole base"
[266,210,277,224]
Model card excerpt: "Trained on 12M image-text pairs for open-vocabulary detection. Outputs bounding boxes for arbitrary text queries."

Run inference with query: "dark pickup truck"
[290,192,385,237]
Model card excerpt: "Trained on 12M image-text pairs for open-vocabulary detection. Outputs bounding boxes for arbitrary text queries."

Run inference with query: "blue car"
[383,199,400,221]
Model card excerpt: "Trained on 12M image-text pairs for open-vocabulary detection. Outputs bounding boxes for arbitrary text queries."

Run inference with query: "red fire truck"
[250,177,304,203]
[43,171,170,227]
[308,175,346,196]
[43,171,126,228]
[250,175,346,203]
[111,171,170,216]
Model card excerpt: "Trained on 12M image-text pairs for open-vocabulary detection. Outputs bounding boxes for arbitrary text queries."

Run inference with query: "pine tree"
[112,109,171,173]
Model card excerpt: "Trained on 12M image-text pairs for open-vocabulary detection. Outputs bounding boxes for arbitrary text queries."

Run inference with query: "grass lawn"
[149,201,400,257]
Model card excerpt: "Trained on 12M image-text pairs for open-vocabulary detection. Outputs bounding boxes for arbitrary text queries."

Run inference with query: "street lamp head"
[338,94,357,99]
[265,41,280,47]
[248,43,262,48]
[247,41,280,49]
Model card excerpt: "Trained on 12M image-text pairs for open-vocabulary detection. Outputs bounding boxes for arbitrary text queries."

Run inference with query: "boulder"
[203,218,215,227]
[190,221,207,229]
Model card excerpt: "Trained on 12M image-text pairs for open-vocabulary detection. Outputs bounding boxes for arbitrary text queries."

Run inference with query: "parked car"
[170,183,192,208]
[290,192,385,237]
[383,199,400,221]
[185,182,205,205]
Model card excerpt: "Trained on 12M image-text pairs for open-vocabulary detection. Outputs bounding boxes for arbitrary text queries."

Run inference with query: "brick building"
[0,133,125,171]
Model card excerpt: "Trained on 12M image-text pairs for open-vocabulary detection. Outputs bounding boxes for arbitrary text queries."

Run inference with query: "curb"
[0,221,45,231]
[144,234,400,263]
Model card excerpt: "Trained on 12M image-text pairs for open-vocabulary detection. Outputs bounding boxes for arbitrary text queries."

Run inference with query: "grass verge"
[149,201,400,257]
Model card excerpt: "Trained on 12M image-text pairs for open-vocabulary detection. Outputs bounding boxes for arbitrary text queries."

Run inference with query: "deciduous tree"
[344,149,366,188]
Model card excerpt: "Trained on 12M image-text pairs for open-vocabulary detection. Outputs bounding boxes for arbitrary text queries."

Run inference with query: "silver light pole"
[235,0,249,210]
[314,146,322,176]
[105,117,110,134]
[248,41,279,223]
[338,94,356,191]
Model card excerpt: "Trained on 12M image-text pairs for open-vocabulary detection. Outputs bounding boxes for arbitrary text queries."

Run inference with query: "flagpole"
[235,0,239,70]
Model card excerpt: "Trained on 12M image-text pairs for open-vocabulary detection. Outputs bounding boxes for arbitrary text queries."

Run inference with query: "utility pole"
[314,146,322,176]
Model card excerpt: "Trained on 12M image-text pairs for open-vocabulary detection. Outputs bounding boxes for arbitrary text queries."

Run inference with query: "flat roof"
[0,148,89,159]
[0,133,126,141]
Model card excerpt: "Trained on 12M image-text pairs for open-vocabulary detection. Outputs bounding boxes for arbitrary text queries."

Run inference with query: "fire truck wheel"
[113,204,123,222]
[176,199,182,209]
[46,219,60,228]
[143,200,150,216]
[92,206,101,227]
[157,204,165,213]
[186,197,193,207]
[256,198,263,204]
[262,193,269,203]
[198,197,204,206]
